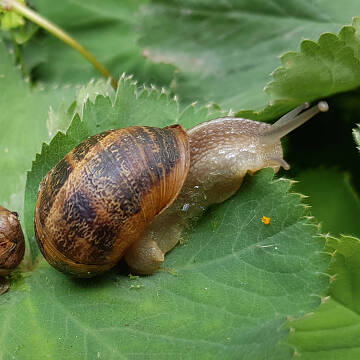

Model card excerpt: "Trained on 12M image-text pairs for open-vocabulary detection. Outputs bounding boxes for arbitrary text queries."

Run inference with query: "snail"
[34,101,328,277]
[0,206,25,276]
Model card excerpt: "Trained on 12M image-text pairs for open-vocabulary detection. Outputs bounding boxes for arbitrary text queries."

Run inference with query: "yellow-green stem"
[0,0,118,89]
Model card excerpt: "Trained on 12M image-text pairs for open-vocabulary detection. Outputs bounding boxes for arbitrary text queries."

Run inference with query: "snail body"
[0,206,25,276]
[34,101,328,277]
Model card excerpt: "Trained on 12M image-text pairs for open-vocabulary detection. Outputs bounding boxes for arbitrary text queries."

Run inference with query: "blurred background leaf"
[139,1,360,110]
[287,235,360,359]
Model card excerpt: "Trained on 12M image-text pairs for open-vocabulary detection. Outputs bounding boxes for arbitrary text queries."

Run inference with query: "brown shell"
[0,206,25,276]
[34,125,190,277]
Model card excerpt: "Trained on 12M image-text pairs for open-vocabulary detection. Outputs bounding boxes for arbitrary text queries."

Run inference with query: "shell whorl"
[34,125,190,277]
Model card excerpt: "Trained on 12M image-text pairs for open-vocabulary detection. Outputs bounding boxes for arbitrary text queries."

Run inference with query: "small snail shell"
[34,101,328,277]
[0,206,25,276]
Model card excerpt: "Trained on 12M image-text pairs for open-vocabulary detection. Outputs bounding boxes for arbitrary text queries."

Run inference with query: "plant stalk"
[0,0,118,89]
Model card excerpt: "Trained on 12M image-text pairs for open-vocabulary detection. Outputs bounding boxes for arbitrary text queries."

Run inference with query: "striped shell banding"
[34,125,190,277]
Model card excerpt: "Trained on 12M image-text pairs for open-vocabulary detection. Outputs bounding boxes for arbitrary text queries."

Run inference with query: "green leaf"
[17,79,329,358]
[13,170,328,359]
[0,0,26,30]
[46,78,114,138]
[20,0,175,88]
[265,18,360,105]
[0,41,75,216]
[139,1,360,111]
[292,169,360,238]
[287,235,360,359]
[0,10,24,30]
[281,97,360,358]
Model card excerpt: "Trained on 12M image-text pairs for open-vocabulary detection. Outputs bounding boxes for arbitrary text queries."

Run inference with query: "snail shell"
[0,206,25,276]
[34,125,189,277]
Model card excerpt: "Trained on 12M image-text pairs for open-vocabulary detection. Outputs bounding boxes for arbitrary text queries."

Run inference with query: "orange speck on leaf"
[261,216,271,225]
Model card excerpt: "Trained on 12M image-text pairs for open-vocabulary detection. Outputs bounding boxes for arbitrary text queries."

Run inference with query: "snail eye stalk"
[261,101,329,145]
